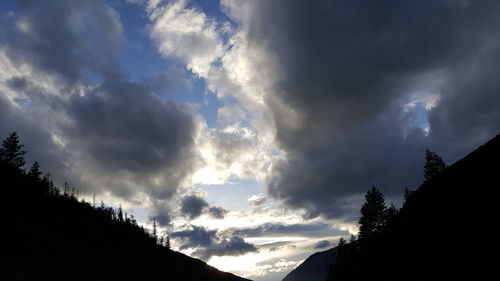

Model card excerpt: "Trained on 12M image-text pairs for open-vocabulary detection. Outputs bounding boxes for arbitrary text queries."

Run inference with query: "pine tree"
[0,132,26,171]
[117,205,124,222]
[152,218,157,242]
[385,204,398,223]
[338,236,347,246]
[28,162,42,180]
[63,182,69,197]
[358,186,388,239]
[423,149,447,182]
[166,235,171,249]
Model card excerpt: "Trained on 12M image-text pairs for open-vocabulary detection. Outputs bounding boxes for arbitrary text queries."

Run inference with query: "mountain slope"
[327,133,500,281]
[282,247,338,281]
[0,162,250,281]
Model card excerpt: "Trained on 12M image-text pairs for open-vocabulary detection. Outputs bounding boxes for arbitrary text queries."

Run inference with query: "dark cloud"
[207,206,228,219]
[223,0,500,219]
[179,194,228,220]
[171,225,257,260]
[149,201,172,227]
[0,0,201,202]
[231,222,349,238]
[5,0,122,82]
[170,225,216,250]
[0,91,79,190]
[193,235,258,260]
[313,240,331,249]
[64,79,198,198]
[180,195,209,219]
[6,76,29,90]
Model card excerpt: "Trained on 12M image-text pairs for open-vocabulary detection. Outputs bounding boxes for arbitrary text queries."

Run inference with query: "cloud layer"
[218,0,500,219]
[171,225,257,260]
[3,4,500,273]
[0,0,201,204]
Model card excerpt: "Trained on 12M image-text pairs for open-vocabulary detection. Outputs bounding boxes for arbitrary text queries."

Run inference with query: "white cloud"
[147,0,280,189]
[148,0,225,77]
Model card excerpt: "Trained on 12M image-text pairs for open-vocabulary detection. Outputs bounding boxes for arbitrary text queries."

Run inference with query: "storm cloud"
[0,0,201,202]
[180,194,229,219]
[221,0,500,219]
[207,206,228,219]
[193,235,258,261]
[180,194,209,219]
[171,225,257,260]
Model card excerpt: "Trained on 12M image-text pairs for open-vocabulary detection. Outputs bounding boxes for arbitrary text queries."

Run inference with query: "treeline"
[325,135,500,281]
[0,132,169,247]
[0,132,245,281]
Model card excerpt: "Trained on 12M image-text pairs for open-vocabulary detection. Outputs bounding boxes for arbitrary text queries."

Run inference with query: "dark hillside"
[0,132,250,281]
[327,134,500,281]
[282,247,338,281]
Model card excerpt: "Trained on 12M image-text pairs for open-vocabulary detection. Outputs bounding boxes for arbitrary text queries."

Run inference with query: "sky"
[1,0,500,280]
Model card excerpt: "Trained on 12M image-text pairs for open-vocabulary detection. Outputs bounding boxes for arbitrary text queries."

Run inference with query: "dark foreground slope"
[0,149,249,280]
[328,134,500,281]
[0,194,249,281]
[282,247,338,281]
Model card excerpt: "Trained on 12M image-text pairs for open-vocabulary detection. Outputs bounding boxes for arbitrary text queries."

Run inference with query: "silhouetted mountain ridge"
[282,247,338,281]
[325,133,500,280]
[0,132,250,281]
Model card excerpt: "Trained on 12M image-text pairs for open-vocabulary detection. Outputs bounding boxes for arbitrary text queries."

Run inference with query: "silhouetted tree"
[423,149,447,182]
[166,235,171,249]
[63,182,69,197]
[338,237,347,246]
[152,218,158,241]
[27,162,42,180]
[0,132,26,171]
[118,205,124,222]
[385,204,398,222]
[358,186,387,239]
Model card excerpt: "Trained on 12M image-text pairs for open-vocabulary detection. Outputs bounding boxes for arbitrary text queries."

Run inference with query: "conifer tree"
[358,186,388,239]
[338,237,347,246]
[0,132,26,171]
[118,205,124,222]
[63,182,69,197]
[166,235,171,249]
[28,162,42,180]
[423,149,447,182]
[152,218,157,241]
[385,204,398,222]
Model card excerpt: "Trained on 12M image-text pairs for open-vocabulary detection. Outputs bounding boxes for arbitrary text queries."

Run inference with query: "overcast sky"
[1,0,500,280]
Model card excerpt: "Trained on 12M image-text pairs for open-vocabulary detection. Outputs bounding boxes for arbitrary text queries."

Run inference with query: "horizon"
[2,1,500,280]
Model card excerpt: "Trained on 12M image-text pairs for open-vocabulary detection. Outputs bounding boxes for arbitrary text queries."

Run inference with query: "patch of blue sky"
[0,0,17,12]
[191,0,233,25]
[197,178,263,211]
[190,0,236,45]
[406,101,430,132]
[110,0,223,128]
[0,1,19,43]
[112,0,168,81]
[192,77,223,128]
